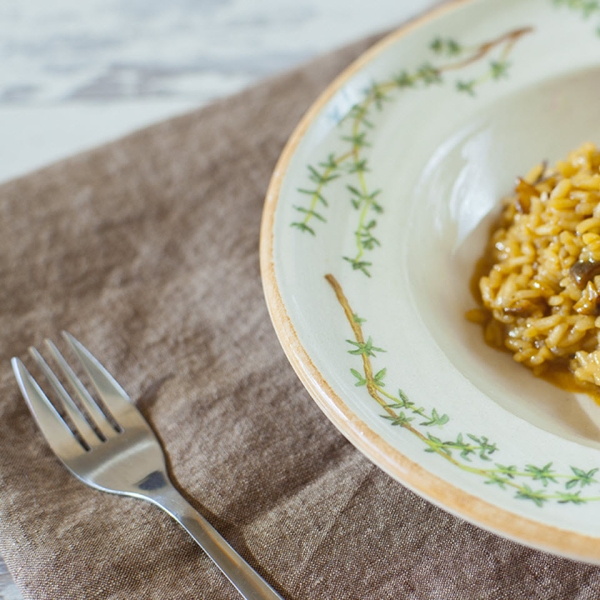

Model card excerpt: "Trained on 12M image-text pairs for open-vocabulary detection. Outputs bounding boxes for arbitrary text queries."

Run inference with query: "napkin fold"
[1,29,600,600]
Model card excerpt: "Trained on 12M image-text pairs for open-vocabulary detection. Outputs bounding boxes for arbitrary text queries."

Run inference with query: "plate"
[260,0,600,562]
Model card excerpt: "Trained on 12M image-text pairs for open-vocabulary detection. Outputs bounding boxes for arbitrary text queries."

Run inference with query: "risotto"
[467,142,600,394]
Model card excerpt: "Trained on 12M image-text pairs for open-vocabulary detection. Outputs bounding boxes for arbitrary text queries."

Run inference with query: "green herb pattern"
[292,27,532,277]
[295,6,600,507]
[326,273,600,507]
[553,0,600,19]
[552,0,600,35]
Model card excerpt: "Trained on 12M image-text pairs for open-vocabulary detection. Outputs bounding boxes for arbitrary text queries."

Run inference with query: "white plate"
[260,0,600,562]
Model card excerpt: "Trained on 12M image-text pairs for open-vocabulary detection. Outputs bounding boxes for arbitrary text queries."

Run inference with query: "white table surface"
[0,0,436,597]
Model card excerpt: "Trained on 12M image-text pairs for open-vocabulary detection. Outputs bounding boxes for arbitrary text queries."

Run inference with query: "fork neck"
[133,471,188,511]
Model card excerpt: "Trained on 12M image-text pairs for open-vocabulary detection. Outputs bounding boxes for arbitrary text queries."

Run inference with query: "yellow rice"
[468,142,600,388]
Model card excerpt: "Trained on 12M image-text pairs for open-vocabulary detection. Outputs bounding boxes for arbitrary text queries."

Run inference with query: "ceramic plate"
[260,0,600,562]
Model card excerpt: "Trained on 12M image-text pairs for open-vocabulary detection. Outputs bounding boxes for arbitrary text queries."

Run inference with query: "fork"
[11,332,284,600]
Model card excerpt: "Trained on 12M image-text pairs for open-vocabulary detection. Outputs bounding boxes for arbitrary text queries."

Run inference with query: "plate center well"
[407,66,600,448]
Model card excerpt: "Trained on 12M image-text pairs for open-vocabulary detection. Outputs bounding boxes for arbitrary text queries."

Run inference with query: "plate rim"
[259,0,600,563]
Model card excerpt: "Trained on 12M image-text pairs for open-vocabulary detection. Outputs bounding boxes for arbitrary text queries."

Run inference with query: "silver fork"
[11,332,284,600]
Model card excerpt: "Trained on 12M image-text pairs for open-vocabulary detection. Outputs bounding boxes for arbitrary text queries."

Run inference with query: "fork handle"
[147,485,284,600]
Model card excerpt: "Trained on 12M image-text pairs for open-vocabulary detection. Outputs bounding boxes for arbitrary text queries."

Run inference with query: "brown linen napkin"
[1,30,600,600]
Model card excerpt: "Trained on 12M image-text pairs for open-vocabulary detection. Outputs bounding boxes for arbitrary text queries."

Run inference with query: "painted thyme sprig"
[551,0,600,36]
[325,273,600,506]
[292,26,532,277]
[552,0,600,20]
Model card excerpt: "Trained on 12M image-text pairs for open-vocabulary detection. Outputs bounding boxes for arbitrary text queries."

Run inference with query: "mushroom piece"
[514,178,538,214]
[570,260,600,289]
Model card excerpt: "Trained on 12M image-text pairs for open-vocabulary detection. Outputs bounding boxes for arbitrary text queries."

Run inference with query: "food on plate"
[467,142,600,396]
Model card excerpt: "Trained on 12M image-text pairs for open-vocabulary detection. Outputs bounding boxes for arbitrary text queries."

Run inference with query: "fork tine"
[61,332,135,418]
[28,347,101,448]
[11,358,84,459]
[44,339,117,439]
